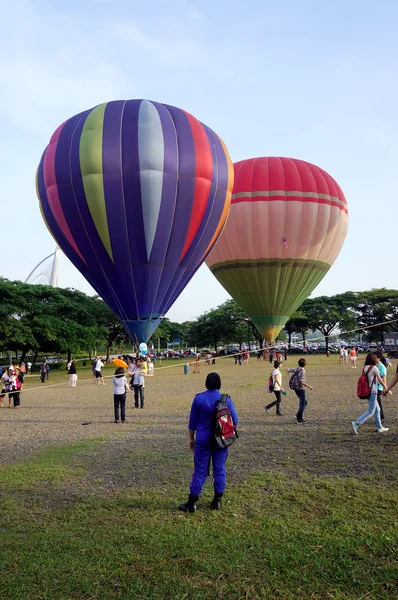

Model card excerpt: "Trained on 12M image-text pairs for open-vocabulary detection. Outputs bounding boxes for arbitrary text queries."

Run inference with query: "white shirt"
[133,368,145,387]
[272,368,282,391]
[95,359,104,372]
[113,376,127,395]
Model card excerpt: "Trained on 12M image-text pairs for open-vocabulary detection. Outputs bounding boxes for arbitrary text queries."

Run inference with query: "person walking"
[179,372,238,513]
[265,360,284,416]
[288,358,313,423]
[385,363,398,395]
[68,359,78,388]
[351,353,390,435]
[375,351,388,424]
[113,367,128,423]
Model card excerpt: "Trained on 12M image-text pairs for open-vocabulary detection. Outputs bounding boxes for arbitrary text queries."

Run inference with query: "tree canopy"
[0,278,396,360]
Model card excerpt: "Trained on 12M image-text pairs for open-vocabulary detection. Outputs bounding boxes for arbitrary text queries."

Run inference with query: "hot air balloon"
[36,100,233,343]
[206,157,348,342]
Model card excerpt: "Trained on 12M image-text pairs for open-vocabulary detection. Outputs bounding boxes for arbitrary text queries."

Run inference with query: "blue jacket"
[188,389,239,445]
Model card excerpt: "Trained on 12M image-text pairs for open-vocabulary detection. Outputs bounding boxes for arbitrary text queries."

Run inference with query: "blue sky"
[1,0,397,322]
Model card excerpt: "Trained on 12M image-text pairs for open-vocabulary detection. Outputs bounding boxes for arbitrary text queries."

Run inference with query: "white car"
[46,356,61,364]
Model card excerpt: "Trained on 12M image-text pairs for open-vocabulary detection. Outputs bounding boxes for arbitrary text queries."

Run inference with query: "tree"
[339,289,398,342]
[187,300,250,350]
[284,312,309,347]
[300,297,343,353]
[91,299,128,361]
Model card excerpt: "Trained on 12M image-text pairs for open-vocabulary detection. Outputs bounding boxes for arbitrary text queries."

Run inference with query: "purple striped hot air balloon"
[36,100,233,343]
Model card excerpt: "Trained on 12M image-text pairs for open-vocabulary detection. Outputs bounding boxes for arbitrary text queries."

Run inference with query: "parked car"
[46,356,62,364]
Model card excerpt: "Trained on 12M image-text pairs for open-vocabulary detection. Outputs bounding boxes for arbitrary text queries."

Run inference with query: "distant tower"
[49,246,60,287]
[25,247,60,287]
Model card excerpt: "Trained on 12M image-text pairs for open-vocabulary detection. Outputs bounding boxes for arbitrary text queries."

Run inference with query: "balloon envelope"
[37,100,233,343]
[206,157,348,341]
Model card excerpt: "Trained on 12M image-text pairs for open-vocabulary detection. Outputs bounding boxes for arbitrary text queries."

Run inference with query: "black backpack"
[214,394,238,449]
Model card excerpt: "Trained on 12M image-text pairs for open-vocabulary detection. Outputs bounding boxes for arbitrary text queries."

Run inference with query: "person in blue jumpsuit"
[179,372,238,513]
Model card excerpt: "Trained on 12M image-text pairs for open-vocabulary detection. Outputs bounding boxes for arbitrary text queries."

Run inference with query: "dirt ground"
[1,356,398,491]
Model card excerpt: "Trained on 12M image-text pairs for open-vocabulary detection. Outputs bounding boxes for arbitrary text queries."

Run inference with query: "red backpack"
[214,394,238,449]
[357,367,375,399]
[267,373,274,393]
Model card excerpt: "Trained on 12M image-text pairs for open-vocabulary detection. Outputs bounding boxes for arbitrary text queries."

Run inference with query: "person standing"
[91,357,97,383]
[179,372,238,513]
[40,361,49,383]
[269,348,274,364]
[68,359,78,388]
[352,353,389,435]
[132,359,145,408]
[27,361,32,375]
[265,360,284,416]
[288,358,313,424]
[344,348,349,364]
[284,348,288,362]
[95,357,106,385]
[339,347,345,364]
[128,358,137,380]
[112,367,128,423]
[11,367,24,408]
[350,347,357,368]
[0,368,17,408]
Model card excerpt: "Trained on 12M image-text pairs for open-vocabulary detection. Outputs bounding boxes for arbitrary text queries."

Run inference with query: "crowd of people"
[181,350,398,512]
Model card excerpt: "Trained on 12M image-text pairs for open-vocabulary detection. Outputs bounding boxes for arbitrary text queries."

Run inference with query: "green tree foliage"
[299,297,343,352]
[284,312,310,347]
[186,300,254,350]
[0,278,396,361]
[338,289,398,342]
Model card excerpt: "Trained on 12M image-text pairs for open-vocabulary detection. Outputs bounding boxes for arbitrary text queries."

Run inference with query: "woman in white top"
[352,353,390,434]
[265,360,284,416]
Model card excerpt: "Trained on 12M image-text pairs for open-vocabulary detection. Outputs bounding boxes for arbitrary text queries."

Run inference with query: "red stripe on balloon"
[180,113,213,261]
[231,195,348,214]
[43,123,86,263]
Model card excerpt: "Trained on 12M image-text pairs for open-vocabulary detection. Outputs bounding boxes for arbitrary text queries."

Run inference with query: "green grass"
[1,443,398,599]
[2,356,398,599]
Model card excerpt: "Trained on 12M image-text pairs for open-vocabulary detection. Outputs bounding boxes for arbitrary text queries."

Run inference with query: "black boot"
[210,493,223,510]
[179,494,198,513]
